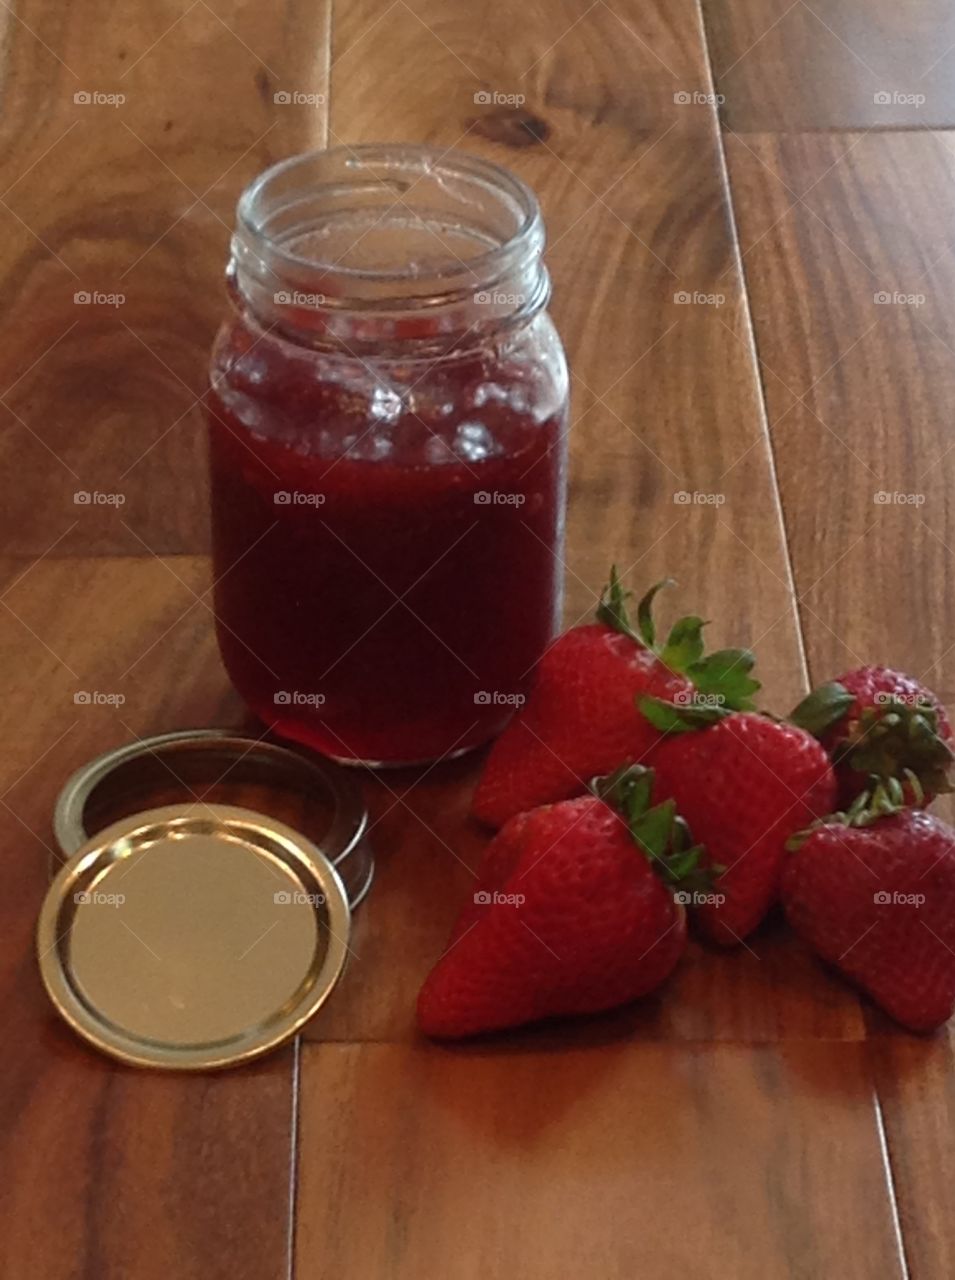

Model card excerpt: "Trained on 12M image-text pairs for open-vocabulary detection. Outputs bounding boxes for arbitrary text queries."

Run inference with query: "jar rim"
[234,143,545,301]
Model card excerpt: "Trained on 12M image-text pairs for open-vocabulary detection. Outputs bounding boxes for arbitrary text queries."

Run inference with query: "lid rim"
[38,802,351,1072]
[52,728,372,909]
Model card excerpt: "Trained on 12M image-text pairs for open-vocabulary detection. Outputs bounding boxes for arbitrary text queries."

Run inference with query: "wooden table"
[2,2,954,1275]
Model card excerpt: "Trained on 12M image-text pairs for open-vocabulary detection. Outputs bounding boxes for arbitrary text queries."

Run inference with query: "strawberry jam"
[207,147,568,765]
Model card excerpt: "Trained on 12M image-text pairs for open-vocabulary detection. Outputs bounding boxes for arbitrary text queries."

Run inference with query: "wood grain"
[702,0,955,128]
[330,0,714,139]
[296,1039,904,1280]
[0,0,330,558]
[725,125,955,1274]
[724,129,955,790]
[0,556,294,1280]
[871,1036,955,1280]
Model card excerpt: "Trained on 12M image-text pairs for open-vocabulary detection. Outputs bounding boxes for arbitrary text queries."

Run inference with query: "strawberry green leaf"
[664,846,707,882]
[635,578,675,648]
[673,815,693,851]
[630,798,677,862]
[786,773,921,849]
[687,648,760,711]
[789,681,953,796]
[596,570,678,650]
[638,695,728,734]
[660,615,707,671]
[789,681,855,737]
[590,762,652,810]
[595,566,641,644]
[595,570,762,713]
[594,764,718,893]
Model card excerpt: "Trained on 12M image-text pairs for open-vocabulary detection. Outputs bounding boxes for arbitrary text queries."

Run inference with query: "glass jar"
[207,144,569,766]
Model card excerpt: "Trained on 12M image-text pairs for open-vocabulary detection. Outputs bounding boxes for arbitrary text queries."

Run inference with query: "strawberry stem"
[595,567,673,647]
[841,700,954,796]
[592,764,719,892]
[785,771,924,850]
[635,579,674,648]
[790,682,954,796]
[595,567,761,713]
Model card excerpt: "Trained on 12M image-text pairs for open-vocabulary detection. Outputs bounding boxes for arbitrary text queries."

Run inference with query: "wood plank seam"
[692,0,811,694]
[873,1088,913,1280]
[693,6,926,1274]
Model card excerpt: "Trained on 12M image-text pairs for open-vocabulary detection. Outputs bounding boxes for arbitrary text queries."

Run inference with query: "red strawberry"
[790,667,953,808]
[640,700,836,944]
[472,570,761,827]
[418,768,700,1038]
[782,788,955,1031]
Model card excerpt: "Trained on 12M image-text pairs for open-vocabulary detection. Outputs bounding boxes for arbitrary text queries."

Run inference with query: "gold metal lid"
[51,729,374,910]
[37,803,351,1070]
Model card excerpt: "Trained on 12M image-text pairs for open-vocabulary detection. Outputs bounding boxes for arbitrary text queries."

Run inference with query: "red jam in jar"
[207,146,568,765]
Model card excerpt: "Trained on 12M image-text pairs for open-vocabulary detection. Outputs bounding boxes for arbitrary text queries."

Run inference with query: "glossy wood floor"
[1,2,953,1275]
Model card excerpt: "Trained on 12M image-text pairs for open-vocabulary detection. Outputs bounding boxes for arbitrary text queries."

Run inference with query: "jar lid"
[52,728,374,910]
[37,803,351,1070]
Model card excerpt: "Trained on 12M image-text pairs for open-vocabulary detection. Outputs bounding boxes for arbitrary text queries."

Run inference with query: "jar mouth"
[232,144,546,313]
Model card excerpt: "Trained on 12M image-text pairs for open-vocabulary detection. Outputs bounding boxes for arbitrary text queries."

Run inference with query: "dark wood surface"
[0,2,951,1276]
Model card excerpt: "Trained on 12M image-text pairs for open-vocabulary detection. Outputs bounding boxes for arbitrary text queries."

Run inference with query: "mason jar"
[207,144,569,766]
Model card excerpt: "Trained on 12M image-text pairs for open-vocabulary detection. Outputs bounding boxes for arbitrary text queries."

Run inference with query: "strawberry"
[639,699,836,944]
[790,666,953,809]
[782,783,955,1031]
[471,569,761,827]
[418,768,703,1038]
